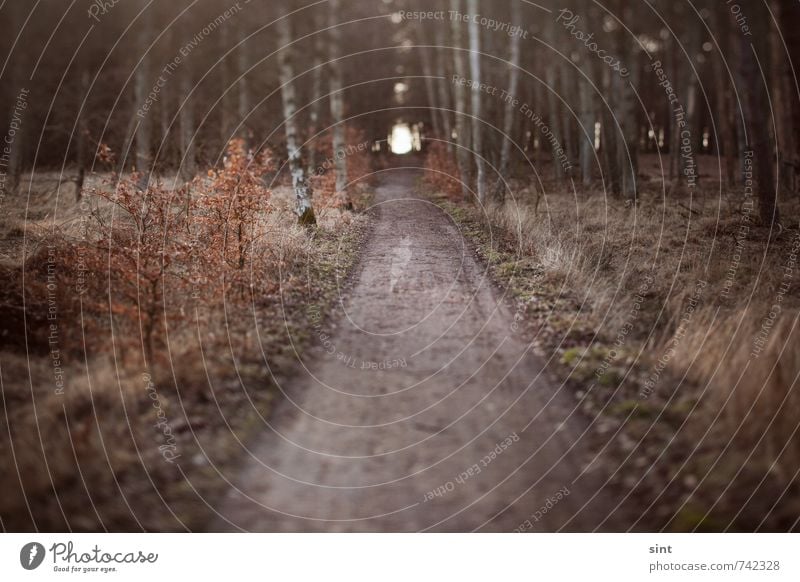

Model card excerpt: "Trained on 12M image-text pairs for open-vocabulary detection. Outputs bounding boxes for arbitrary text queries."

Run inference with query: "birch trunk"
[307,14,324,174]
[712,8,737,188]
[450,0,471,199]
[278,15,316,225]
[179,56,196,182]
[466,0,487,203]
[498,0,522,188]
[434,25,454,149]
[238,25,250,142]
[417,24,441,140]
[134,2,152,186]
[329,0,349,204]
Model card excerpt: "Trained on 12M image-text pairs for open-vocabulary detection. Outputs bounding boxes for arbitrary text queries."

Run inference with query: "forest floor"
[214,168,630,532]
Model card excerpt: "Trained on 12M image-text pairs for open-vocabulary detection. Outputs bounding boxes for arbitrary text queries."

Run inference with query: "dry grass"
[431,156,800,530]
[0,170,371,531]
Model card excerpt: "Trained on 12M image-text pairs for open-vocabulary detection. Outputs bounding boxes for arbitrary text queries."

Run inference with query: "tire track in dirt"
[213,169,613,532]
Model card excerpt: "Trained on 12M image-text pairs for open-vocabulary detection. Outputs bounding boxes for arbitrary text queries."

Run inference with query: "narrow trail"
[214,169,612,532]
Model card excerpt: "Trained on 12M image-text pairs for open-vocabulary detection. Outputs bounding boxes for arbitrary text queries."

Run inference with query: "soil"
[213,169,618,532]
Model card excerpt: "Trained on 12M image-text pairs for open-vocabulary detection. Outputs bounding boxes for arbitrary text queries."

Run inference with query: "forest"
[1,0,799,533]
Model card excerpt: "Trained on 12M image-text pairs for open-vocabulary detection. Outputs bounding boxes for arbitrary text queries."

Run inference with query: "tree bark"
[712,8,738,189]
[418,26,442,141]
[278,14,316,225]
[434,25,454,150]
[741,4,779,226]
[237,24,251,142]
[614,3,638,201]
[450,0,471,199]
[498,0,522,189]
[466,0,487,203]
[134,2,152,186]
[329,0,349,204]
[307,13,325,175]
[769,0,795,193]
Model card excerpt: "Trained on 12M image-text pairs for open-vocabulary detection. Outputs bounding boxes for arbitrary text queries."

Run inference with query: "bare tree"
[741,3,779,226]
[466,0,487,203]
[133,1,153,186]
[450,0,471,199]
[418,25,442,140]
[434,24,454,151]
[237,23,251,142]
[329,0,349,206]
[278,12,316,225]
[497,0,522,190]
[178,14,197,182]
[307,10,325,174]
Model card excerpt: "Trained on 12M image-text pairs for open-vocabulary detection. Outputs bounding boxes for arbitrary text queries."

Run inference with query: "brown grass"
[0,165,371,531]
[430,154,800,530]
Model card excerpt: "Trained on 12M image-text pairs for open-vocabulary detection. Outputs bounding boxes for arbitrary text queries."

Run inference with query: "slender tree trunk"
[178,11,196,182]
[3,1,26,197]
[545,22,565,182]
[237,24,251,143]
[134,2,152,186]
[219,23,232,149]
[466,0,487,203]
[179,59,196,181]
[614,4,638,201]
[307,15,324,175]
[578,55,595,188]
[600,64,621,195]
[498,0,522,190]
[434,25,454,150]
[329,0,349,204]
[741,5,779,226]
[712,8,737,189]
[450,0,471,199]
[76,67,90,201]
[418,27,441,140]
[278,14,316,225]
[769,0,795,193]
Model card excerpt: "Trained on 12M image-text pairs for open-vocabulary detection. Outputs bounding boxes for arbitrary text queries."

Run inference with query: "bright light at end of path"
[390,124,413,155]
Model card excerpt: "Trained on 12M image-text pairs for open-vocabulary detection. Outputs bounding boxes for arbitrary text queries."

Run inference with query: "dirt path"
[213,169,611,532]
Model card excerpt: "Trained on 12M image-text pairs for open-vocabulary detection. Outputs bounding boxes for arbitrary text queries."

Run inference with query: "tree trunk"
[545,22,565,182]
[418,27,441,140]
[577,56,595,188]
[179,12,196,182]
[278,14,316,225]
[219,23,232,149]
[434,25,454,150]
[741,5,779,226]
[3,1,26,197]
[329,0,349,205]
[307,13,325,175]
[498,0,522,190]
[614,4,638,202]
[770,0,795,193]
[450,0,471,199]
[134,2,152,186]
[76,67,90,201]
[466,0,487,203]
[179,58,196,182]
[237,24,251,143]
[712,8,738,189]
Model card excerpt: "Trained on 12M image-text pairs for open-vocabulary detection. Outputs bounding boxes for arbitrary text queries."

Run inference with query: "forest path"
[213,169,611,532]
